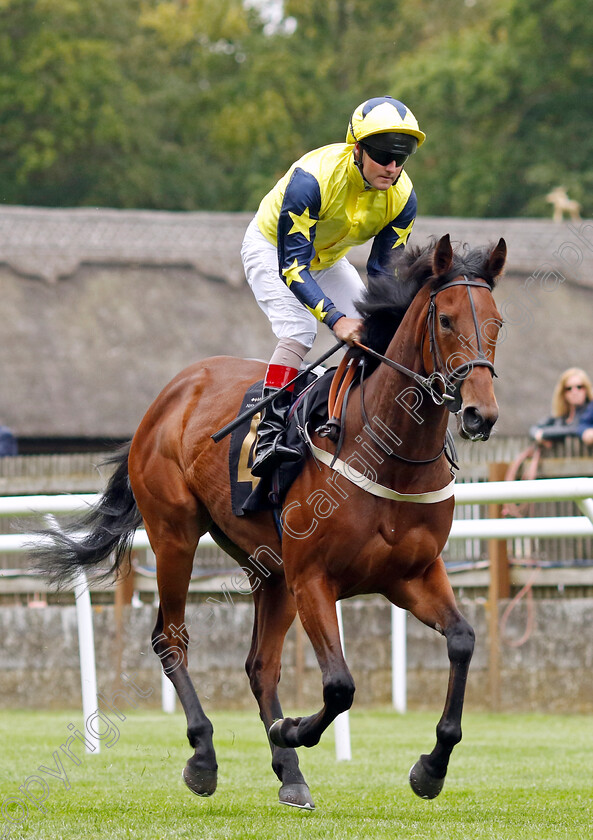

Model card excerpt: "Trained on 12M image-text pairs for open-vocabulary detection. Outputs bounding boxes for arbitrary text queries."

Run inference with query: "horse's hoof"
[182,762,218,797]
[269,718,291,748]
[279,783,315,810]
[409,758,445,800]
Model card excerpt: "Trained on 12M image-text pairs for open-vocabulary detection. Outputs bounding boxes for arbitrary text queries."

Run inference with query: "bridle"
[424,275,497,412]
[300,274,499,496]
[355,274,497,415]
[301,274,498,478]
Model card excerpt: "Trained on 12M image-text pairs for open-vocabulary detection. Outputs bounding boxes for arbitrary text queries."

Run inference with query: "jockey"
[241,95,426,477]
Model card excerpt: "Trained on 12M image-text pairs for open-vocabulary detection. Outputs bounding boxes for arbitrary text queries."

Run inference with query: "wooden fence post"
[487,462,510,711]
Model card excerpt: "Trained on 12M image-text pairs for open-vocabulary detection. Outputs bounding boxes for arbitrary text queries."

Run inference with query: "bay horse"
[34,234,506,809]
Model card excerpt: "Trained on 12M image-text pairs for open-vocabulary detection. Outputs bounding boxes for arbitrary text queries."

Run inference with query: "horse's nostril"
[462,407,483,431]
[460,405,497,441]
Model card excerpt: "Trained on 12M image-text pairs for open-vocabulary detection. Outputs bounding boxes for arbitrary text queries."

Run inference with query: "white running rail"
[1,476,592,757]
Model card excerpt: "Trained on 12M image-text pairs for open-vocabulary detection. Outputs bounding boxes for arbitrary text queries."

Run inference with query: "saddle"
[229,357,361,516]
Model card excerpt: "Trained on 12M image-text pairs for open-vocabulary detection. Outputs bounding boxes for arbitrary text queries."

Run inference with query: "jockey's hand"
[332,316,363,346]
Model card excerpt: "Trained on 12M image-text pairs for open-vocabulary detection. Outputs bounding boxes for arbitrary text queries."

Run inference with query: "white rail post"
[72,569,100,753]
[161,670,176,713]
[334,601,352,761]
[3,482,593,745]
[577,497,593,525]
[391,605,407,713]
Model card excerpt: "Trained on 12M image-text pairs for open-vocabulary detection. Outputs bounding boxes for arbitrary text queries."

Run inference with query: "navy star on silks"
[367,189,417,278]
[276,169,342,326]
[391,218,415,249]
[287,206,317,241]
[278,168,320,266]
[362,96,409,121]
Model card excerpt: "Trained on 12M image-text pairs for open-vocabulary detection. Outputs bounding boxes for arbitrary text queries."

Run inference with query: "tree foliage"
[0,0,590,216]
[396,0,593,217]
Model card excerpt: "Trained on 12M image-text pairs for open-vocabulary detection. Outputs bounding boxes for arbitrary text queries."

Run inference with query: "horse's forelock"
[431,242,501,292]
[355,240,499,359]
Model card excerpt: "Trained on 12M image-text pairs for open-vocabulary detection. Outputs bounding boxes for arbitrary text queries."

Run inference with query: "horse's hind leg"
[392,557,475,799]
[152,605,218,796]
[142,504,218,797]
[246,577,315,809]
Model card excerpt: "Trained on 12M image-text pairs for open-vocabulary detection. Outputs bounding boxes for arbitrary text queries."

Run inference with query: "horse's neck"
[361,293,449,467]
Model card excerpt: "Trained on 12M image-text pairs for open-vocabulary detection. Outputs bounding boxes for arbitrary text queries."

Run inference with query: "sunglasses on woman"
[565,384,585,391]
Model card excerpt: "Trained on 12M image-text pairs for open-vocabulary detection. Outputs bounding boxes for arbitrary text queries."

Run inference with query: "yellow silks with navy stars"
[256,143,416,327]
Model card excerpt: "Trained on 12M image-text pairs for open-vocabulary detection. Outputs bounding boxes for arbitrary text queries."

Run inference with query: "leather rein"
[354,275,496,415]
[300,275,496,501]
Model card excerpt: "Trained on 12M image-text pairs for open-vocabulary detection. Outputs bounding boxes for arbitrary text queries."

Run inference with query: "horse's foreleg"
[407,610,474,799]
[268,576,355,751]
[246,577,314,809]
[393,558,475,799]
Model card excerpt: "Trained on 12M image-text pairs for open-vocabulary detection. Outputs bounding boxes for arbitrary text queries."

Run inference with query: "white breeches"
[241,217,365,352]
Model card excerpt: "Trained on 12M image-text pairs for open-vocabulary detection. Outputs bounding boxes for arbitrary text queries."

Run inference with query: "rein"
[354,275,496,412]
[303,424,456,504]
[300,274,496,502]
[357,356,452,466]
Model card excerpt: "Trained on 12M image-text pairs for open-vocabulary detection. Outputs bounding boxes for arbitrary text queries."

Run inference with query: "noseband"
[425,276,496,413]
[355,274,496,415]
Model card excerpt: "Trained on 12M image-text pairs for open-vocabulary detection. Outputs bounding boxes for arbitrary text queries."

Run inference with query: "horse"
[546,186,581,223]
[34,233,506,810]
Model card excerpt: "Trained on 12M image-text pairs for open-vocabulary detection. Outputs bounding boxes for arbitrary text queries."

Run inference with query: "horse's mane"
[355,239,500,364]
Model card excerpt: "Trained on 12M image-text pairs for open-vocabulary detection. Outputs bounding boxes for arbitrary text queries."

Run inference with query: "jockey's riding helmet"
[347,95,426,159]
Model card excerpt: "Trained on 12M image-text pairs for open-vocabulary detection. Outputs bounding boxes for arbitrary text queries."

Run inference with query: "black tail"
[32,442,143,588]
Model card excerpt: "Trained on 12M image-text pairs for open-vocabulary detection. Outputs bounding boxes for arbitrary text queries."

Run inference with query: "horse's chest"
[328,530,441,596]
[375,527,441,575]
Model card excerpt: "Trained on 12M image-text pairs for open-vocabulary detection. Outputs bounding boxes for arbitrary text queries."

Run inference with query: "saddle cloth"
[228,369,335,516]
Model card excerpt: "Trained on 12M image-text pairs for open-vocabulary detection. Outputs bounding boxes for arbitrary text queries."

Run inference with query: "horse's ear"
[487,238,507,278]
[433,234,453,277]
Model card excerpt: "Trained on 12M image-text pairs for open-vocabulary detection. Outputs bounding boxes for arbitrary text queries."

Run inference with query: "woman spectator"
[530,368,593,443]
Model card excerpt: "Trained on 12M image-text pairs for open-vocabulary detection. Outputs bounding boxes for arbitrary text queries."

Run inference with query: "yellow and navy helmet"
[347,96,426,156]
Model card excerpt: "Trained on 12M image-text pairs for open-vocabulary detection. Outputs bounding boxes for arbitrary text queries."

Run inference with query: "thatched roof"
[1,205,592,442]
[2,205,592,287]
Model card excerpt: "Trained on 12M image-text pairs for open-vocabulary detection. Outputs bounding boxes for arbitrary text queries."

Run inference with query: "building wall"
[0,262,279,439]
[1,207,592,441]
[1,597,592,713]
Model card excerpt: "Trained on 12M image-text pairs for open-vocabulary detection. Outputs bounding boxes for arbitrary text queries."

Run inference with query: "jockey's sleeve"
[367,188,417,278]
[277,168,344,328]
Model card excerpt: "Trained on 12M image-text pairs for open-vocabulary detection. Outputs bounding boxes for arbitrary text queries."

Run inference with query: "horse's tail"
[32,442,143,588]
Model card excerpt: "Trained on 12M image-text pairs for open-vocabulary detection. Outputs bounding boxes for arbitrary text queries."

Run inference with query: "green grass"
[0,708,592,839]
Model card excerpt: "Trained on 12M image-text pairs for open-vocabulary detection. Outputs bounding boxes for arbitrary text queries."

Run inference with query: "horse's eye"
[439,314,452,330]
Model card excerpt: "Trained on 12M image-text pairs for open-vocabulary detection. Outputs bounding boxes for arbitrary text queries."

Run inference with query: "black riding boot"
[250,388,301,477]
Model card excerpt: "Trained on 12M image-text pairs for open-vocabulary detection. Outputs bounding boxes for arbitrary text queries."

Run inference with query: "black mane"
[355,239,500,363]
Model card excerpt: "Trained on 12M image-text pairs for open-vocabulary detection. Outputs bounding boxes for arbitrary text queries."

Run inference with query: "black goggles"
[360,143,408,168]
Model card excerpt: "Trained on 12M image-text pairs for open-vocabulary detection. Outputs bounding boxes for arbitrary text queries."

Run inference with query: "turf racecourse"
[0,709,591,840]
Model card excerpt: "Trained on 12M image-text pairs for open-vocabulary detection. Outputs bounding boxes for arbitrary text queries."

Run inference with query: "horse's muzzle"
[456,405,498,442]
